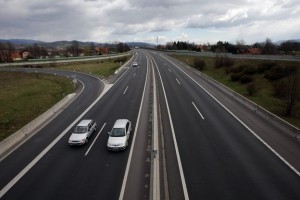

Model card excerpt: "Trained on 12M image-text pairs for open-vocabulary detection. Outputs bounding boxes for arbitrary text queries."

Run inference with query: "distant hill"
[0,39,109,50]
[276,39,300,45]
[126,42,156,48]
[0,39,155,49]
[0,39,44,45]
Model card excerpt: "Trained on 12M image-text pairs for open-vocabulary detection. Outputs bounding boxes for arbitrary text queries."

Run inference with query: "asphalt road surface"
[1,50,300,200]
[148,50,300,200]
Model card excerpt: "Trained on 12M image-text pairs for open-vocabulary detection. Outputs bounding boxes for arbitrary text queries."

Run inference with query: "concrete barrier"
[0,93,76,158]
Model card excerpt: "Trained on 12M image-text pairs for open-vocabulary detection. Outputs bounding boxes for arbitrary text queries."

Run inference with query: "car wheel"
[85,138,88,144]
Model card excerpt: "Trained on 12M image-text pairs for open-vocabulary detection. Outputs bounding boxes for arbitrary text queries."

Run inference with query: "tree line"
[2,38,300,63]
[0,40,131,63]
[159,38,300,55]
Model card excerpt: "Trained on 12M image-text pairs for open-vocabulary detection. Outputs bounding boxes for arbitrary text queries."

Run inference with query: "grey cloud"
[0,0,299,42]
[130,0,194,8]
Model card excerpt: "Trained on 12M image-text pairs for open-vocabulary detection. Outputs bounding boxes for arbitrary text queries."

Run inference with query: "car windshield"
[73,126,88,133]
[110,128,125,137]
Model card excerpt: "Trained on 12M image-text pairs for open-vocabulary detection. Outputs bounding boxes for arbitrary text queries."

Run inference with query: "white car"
[107,119,132,151]
[68,119,97,145]
[132,62,138,67]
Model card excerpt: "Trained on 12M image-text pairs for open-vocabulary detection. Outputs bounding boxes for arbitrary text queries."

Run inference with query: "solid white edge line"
[85,123,106,156]
[0,79,114,198]
[163,55,300,177]
[153,55,190,199]
[192,102,205,120]
[118,52,149,200]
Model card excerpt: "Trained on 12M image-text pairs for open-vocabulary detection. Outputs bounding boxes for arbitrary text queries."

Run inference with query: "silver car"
[68,119,97,145]
[107,119,132,151]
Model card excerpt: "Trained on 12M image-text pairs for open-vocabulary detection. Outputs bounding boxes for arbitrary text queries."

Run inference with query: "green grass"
[54,59,120,78]
[0,56,132,142]
[0,72,73,141]
[172,54,300,128]
[36,55,132,78]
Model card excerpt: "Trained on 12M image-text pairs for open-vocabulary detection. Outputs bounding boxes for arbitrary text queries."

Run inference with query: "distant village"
[1,39,300,63]
[0,40,131,63]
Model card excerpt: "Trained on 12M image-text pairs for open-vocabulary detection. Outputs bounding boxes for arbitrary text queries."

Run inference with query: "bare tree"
[236,39,246,53]
[284,70,300,116]
[89,42,95,55]
[0,42,15,62]
[117,42,130,53]
[262,38,278,55]
[68,40,79,57]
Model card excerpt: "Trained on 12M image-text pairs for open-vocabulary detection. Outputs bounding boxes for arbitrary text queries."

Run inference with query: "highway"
[149,50,300,199]
[0,52,152,200]
[1,49,300,199]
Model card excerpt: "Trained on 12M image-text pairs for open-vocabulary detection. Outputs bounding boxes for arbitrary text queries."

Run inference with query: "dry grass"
[172,54,300,128]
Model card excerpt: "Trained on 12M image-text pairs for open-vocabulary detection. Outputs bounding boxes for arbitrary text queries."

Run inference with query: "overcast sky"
[0,0,299,44]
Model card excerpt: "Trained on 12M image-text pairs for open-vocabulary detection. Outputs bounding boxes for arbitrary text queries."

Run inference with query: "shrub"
[230,73,242,82]
[215,56,223,68]
[214,55,234,68]
[240,75,254,84]
[257,62,276,73]
[194,58,206,71]
[264,65,296,81]
[114,56,128,63]
[224,57,235,68]
[264,65,285,80]
[227,65,243,74]
[272,79,288,98]
[272,72,300,116]
[242,65,257,75]
[246,82,257,96]
[227,64,257,76]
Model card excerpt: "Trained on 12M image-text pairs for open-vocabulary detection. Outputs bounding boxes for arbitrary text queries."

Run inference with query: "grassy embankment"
[0,55,131,141]
[171,54,300,128]
[52,57,127,77]
[0,72,73,141]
